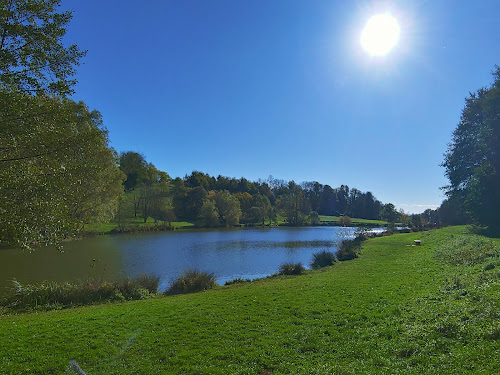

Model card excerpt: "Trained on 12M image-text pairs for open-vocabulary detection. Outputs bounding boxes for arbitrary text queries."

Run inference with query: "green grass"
[319,215,388,226]
[84,218,194,234]
[85,214,380,235]
[1,226,499,374]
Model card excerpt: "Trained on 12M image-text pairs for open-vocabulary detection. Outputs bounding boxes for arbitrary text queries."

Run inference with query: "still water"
[0,226,375,293]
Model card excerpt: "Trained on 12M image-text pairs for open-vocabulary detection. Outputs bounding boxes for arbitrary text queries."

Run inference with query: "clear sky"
[61,0,500,214]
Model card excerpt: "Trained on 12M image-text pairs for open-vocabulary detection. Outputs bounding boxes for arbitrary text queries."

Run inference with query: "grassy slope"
[319,215,388,226]
[1,227,499,374]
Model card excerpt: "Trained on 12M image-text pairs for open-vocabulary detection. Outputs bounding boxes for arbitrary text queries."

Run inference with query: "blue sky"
[61,0,500,213]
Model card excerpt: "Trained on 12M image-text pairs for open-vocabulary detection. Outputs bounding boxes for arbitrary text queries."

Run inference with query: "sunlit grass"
[319,215,387,225]
[0,226,498,374]
[84,218,194,234]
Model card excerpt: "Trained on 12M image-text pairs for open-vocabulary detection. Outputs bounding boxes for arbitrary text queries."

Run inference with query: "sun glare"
[360,13,400,56]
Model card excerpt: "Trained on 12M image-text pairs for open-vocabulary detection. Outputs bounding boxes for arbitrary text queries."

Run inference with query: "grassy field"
[84,218,194,234]
[84,214,385,235]
[319,215,388,226]
[1,226,499,374]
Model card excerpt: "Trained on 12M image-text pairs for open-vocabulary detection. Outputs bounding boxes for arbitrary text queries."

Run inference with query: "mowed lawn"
[1,227,499,374]
[319,215,388,226]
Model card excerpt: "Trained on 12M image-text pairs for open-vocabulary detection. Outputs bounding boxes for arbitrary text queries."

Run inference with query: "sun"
[360,13,400,56]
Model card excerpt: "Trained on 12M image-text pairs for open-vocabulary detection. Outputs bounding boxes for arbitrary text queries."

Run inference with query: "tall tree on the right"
[442,66,500,230]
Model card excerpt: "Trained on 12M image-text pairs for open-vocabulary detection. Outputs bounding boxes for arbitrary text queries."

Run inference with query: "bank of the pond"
[1,226,498,374]
[83,215,389,236]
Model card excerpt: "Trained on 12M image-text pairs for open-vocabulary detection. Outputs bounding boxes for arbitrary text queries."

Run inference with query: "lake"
[0,226,381,293]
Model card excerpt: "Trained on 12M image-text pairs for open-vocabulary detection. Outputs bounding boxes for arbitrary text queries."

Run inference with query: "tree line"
[114,151,473,230]
[116,151,431,228]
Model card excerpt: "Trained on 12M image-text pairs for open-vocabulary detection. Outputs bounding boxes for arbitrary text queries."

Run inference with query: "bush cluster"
[336,235,366,261]
[224,278,252,285]
[2,274,160,312]
[165,270,217,295]
[111,223,174,234]
[310,250,336,269]
[279,263,306,275]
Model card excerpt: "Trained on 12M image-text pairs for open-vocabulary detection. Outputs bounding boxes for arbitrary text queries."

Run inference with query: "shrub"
[114,274,160,298]
[336,238,363,261]
[114,278,153,300]
[133,274,160,293]
[310,250,336,269]
[332,232,369,262]
[279,263,305,275]
[165,270,217,296]
[336,245,357,261]
[5,280,71,309]
[2,274,160,312]
[224,278,251,286]
[338,215,353,226]
[309,211,321,225]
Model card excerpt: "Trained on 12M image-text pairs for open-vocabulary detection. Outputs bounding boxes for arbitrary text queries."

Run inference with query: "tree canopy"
[0,91,124,248]
[0,1,123,249]
[442,66,500,229]
[0,0,85,96]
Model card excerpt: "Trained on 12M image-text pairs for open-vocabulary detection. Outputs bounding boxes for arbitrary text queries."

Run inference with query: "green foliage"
[0,2,126,247]
[278,263,306,275]
[1,275,159,312]
[443,66,500,229]
[309,211,321,225]
[234,192,253,215]
[335,235,367,261]
[277,182,309,226]
[438,197,470,225]
[310,250,336,269]
[0,92,125,249]
[253,194,272,224]
[128,274,160,294]
[335,241,358,261]
[410,214,423,228]
[199,199,219,227]
[119,151,150,190]
[0,0,86,96]
[380,203,399,223]
[224,278,252,286]
[165,270,217,295]
[118,151,170,192]
[214,190,242,227]
[247,206,265,224]
[103,162,399,229]
[338,215,353,226]
[183,186,207,219]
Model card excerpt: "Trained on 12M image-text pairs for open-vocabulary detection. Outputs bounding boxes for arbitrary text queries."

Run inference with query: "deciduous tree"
[200,199,219,227]
[0,93,124,248]
[442,66,500,229]
[0,0,86,96]
[214,190,242,227]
